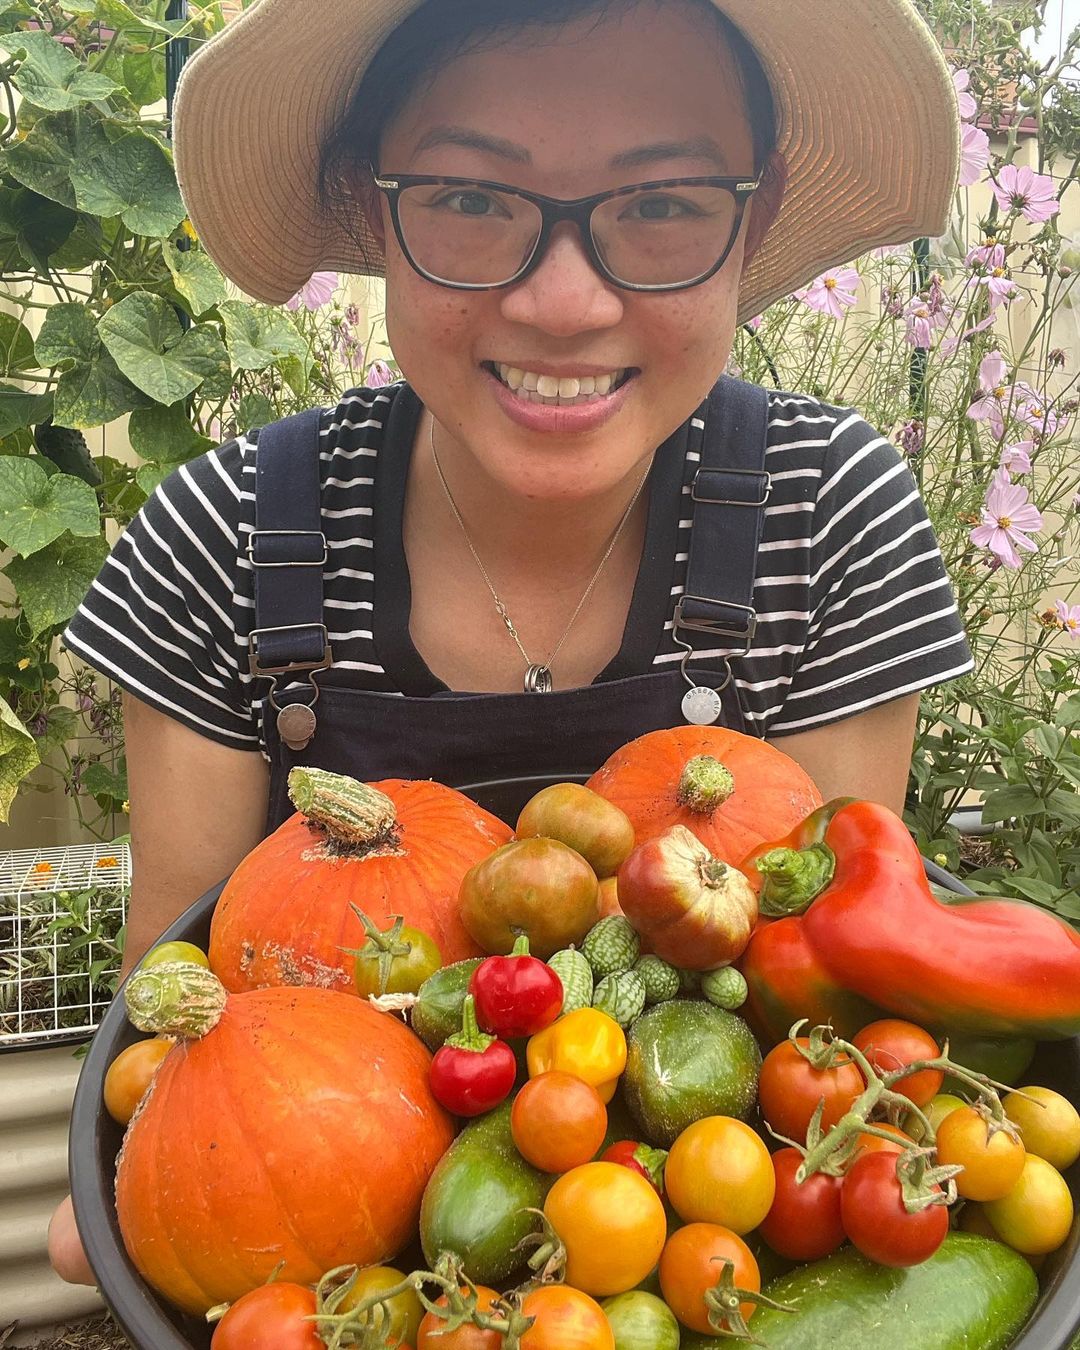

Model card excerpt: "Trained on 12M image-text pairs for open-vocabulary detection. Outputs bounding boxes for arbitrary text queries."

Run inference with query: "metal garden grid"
[0,842,130,1049]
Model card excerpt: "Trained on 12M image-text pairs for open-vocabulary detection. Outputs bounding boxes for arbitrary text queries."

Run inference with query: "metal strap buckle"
[248,623,333,677]
[691,467,771,507]
[246,529,328,567]
[673,597,757,653]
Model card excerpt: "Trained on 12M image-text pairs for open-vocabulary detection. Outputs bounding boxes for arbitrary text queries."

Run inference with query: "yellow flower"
[121,800,130,814]
[96,856,119,868]
[180,218,198,243]
[16,658,30,670]
[32,861,54,874]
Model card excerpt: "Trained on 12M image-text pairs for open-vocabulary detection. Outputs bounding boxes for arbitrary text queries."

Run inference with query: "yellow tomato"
[935,1106,1026,1201]
[338,1265,422,1346]
[664,1116,775,1234]
[543,1161,667,1297]
[983,1155,1074,1255]
[103,1037,174,1125]
[1004,1086,1080,1172]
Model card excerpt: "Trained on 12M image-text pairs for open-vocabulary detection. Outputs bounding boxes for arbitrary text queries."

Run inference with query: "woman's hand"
[48,1194,95,1285]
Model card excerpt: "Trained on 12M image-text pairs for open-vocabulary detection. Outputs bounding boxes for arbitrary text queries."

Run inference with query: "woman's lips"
[484,363,636,433]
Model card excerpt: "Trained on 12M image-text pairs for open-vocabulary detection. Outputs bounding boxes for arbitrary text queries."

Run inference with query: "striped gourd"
[582,916,641,978]
[633,954,680,1005]
[592,969,647,1028]
[701,965,749,1010]
[548,947,594,1016]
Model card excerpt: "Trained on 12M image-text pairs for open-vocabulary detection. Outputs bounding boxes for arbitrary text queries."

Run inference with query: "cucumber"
[548,947,594,1015]
[419,1101,551,1285]
[593,969,647,1028]
[679,1234,1038,1350]
[622,999,760,1147]
[700,965,747,1010]
[410,958,484,1051]
[633,954,680,1005]
[583,916,641,977]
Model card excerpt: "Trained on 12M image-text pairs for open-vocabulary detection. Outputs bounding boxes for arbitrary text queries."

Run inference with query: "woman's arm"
[766,692,920,818]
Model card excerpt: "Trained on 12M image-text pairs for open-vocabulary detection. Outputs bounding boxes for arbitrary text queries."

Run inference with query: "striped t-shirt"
[63,381,973,752]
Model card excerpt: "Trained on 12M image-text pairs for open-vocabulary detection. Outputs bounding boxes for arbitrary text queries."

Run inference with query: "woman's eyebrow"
[410,127,731,172]
[412,125,532,163]
[610,137,732,170]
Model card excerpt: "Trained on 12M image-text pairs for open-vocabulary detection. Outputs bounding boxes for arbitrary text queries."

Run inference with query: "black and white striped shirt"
[63,381,973,752]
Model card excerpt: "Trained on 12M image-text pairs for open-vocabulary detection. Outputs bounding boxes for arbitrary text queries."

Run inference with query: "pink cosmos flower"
[966,239,1004,269]
[1014,391,1059,440]
[959,123,991,188]
[941,311,997,357]
[793,266,860,320]
[286,270,339,311]
[952,69,978,121]
[991,165,1061,224]
[969,467,1042,569]
[1053,599,1080,641]
[999,440,1033,474]
[365,359,396,387]
[746,314,763,331]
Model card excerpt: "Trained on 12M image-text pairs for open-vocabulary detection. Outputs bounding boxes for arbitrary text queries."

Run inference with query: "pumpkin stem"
[287,767,399,850]
[676,755,735,814]
[125,961,227,1039]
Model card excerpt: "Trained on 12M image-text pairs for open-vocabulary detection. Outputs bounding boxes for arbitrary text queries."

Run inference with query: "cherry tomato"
[840,1151,949,1267]
[337,1265,421,1346]
[599,1140,666,1196]
[958,1201,1001,1240]
[1004,1086,1080,1171]
[658,1222,760,1336]
[921,1093,968,1137]
[140,941,209,970]
[757,1038,865,1143]
[512,1071,607,1172]
[664,1116,774,1234]
[543,1161,667,1296]
[983,1154,1074,1255]
[519,1284,615,1349]
[210,1283,320,1349]
[852,1123,914,1159]
[354,922,442,998]
[852,1020,942,1107]
[935,1106,1026,1201]
[757,1147,845,1262]
[417,1285,502,1349]
[103,1037,173,1125]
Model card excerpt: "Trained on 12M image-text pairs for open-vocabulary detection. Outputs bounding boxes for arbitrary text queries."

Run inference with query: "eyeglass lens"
[395,182,740,287]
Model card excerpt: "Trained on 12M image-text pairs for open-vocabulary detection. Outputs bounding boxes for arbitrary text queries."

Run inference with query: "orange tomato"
[757,1038,865,1143]
[103,1037,174,1125]
[664,1116,774,1233]
[543,1162,667,1296]
[658,1222,760,1336]
[416,1286,502,1350]
[511,1072,607,1173]
[519,1284,615,1349]
[852,1020,943,1106]
[852,1123,914,1159]
[936,1106,1026,1201]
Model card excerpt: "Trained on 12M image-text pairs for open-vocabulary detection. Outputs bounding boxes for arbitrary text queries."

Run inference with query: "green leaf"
[33,704,78,756]
[980,784,1047,823]
[99,293,230,403]
[95,0,176,35]
[0,458,100,556]
[95,453,146,523]
[998,876,1062,906]
[68,128,185,237]
[0,697,40,824]
[279,352,310,398]
[6,533,109,635]
[161,242,227,317]
[128,402,212,494]
[0,30,122,111]
[237,392,274,431]
[54,345,151,429]
[1054,693,1080,729]
[81,759,127,801]
[0,185,77,271]
[1033,724,1066,760]
[0,384,52,440]
[0,311,39,373]
[121,49,165,109]
[219,300,308,371]
[35,301,96,369]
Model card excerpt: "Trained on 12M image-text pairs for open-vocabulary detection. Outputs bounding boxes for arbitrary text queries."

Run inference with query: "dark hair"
[317,0,778,257]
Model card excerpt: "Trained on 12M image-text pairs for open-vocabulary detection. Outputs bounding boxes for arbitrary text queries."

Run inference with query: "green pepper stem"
[511,934,532,957]
[676,755,735,813]
[446,994,495,1053]
[757,843,836,915]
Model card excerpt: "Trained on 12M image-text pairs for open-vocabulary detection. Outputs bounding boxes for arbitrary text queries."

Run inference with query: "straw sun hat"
[172,0,960,326]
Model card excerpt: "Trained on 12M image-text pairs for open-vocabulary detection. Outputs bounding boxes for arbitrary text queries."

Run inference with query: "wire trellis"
[0,842,129,1049]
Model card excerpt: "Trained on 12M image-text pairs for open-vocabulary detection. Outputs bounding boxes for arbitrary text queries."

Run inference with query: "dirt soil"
[3,1315,130,1349]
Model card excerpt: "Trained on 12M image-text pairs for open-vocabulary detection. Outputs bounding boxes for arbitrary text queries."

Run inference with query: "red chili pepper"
[600,1140,668,1197]
[469,934,563,1039]
[429,994,517,1117]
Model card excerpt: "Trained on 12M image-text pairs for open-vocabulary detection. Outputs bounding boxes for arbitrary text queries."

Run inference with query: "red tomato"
[210,1283,320,1349]
[600,1140,665,1196]
[757,1147,845,1262]
[658,1222,760,1336]
[840,1151,949,1267]
[511,1071,608,1172]
[417,1286,502,1349]
[852,1123,914,1159]
[757,1038,865,1143]
[519,1284,615,1349]
[852,1020,943,1107]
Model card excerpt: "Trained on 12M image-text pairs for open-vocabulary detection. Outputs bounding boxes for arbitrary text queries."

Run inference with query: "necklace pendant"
[681,684,722,726]
[524,663,553,694]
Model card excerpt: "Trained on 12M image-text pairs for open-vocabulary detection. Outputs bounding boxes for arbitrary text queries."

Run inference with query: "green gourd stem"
[676,755,735,814]
[446,994,495,1053]
[757,843,836,916]
[287,766,398,847]
[125,961,227,1038]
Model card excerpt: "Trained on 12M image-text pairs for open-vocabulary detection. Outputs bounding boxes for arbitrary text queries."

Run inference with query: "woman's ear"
[742,148,787,271]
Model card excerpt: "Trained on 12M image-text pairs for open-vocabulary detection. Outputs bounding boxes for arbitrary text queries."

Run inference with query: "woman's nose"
[498,221,625,335]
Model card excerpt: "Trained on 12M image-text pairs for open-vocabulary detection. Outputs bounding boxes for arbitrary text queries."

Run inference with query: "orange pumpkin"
[209,768,512,993]
[586,726,822,865]
[116,963,455,1315]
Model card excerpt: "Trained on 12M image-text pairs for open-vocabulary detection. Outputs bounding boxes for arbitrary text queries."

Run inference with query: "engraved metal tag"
[277,701,317,750]
[681,684,722,726]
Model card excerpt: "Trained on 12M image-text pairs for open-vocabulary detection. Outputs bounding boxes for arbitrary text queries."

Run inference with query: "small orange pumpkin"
[116,962,455,1315]
[209,768,512,993]
[586,726,822,865]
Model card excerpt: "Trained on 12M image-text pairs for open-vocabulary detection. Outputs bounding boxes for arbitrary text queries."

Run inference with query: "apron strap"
[247,407,333,691]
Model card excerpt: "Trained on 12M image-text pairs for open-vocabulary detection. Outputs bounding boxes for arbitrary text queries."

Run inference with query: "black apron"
[248,375,771,833]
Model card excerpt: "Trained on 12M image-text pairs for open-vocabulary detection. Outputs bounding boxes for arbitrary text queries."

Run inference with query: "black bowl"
[70,775,1080,1349]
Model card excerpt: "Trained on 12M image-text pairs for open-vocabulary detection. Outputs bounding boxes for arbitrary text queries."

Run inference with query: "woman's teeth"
[493,362,626,405]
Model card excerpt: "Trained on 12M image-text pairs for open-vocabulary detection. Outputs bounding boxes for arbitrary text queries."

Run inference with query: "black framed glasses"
[371,170,761,292]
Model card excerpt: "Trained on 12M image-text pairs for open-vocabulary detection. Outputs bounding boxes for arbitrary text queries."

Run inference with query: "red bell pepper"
[429,995,517,1116]
[600,1140,668,1197]
[468,934,563,1039]
[738,799,1080,1043]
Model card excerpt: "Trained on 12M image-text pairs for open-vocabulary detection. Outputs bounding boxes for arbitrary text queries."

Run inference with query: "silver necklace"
[429,417,650,693]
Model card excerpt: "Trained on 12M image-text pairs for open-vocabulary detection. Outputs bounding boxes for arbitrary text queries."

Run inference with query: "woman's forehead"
[380,1,755,179]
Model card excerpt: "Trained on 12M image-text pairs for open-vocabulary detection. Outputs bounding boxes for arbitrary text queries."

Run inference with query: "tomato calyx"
[892,1146,964,1214]
[469,934,564,1039]
[345,905,440,997]
[429,995,516,1117]
[702,1257,794,1343]
[755,842,836,917]
[516,1207,569,1284]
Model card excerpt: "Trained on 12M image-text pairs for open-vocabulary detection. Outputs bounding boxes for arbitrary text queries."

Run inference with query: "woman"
[51,0,971,1282]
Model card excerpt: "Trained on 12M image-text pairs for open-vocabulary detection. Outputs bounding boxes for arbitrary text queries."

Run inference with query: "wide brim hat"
[173,0,960,326]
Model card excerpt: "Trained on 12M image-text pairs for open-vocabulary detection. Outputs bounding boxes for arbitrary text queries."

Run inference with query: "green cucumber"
[633,954,680,1004]
[410,958,484,1051]
[700,965,747,1010]
[622,999,760,1147]
[583,916,641,977]
[593,968,647,1028]
[548,947,594,1015]
[419,1101,550,1285]
[680,1234,1038,1350]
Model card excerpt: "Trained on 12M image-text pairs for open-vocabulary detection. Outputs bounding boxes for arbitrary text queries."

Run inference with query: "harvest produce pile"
[95,727,1080,1349]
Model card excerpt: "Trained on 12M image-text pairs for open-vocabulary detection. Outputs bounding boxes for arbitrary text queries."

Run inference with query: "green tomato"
[924,1092,968,1133]
[353,923,442,998]
[601,1290,681,1350]
[139,941,210,971]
